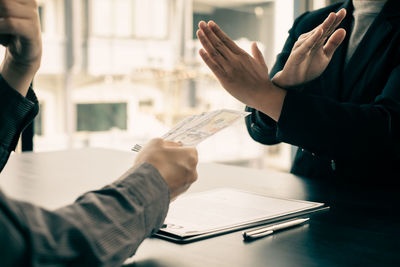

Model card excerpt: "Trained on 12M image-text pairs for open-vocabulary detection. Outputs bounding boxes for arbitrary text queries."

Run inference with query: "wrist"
[255,83,287,122]
[1,55,41,76]
[0,60,39,96]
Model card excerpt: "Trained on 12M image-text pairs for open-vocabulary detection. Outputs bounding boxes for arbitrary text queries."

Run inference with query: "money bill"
[131,109,250,151]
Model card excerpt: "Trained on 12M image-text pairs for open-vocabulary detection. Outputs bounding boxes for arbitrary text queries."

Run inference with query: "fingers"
[320,12,336,36]
[163,142,198,165]
[0,1,40,38]
[335,8,347,27]
[317,8,346,47]
[163,140,183,147]
[197,28,227,68]
[198,48,226,78]
[167,147,198,184]
[293,8,345,51]
[208,21,243,54]
[167,144,198,167]
[142,139,198,171]
[134,138,198,201]
[296,27,318,43]
[147,138,182,148]
[293,8,346,56]
[0,1,37,19]
[293,27,323,60]
[197,22,230,78]
[197,20,251,81]
[292,27,320,52]
[182,147,199,172]
[0,17,34,35]
[251,42,267,67]
[13,0,38,8]
[198,21,232,60]
[323,28,346,59]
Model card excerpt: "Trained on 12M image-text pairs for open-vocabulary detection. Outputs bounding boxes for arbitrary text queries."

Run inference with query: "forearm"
[0,163,170,266]
[244,22,296,145]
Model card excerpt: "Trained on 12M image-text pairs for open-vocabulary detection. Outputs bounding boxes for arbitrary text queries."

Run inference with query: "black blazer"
[246,0,400,183]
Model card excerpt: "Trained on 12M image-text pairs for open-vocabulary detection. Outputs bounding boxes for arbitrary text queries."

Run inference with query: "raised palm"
[272,9,347,88]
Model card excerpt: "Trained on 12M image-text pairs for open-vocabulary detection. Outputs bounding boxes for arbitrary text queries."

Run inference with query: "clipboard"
[153,188,329,243]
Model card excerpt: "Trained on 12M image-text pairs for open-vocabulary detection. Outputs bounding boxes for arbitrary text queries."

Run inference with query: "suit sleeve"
[246,12,310,145]
[0,163,170,267]
[0,75,39,172]
[246,11,400,161]
[276,64,400,160]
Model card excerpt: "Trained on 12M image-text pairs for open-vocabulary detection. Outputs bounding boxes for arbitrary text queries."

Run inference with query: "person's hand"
[134,139,198,201]
[197,20,271,110]
[0,0,42,96]
[196,21,286,121]
[272,9,347,88]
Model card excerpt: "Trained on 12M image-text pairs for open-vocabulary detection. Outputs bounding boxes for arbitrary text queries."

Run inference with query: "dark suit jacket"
[246,0,400,183]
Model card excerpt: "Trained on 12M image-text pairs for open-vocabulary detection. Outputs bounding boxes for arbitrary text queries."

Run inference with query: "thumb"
[163,140,183,147]
[271,71,282,83]
[251,42,267,67]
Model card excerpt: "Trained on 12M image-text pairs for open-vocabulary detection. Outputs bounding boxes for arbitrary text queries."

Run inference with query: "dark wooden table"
[0,148,399,267]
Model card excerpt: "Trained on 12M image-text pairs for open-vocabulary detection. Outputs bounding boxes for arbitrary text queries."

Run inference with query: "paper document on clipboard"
[154,188,328,243]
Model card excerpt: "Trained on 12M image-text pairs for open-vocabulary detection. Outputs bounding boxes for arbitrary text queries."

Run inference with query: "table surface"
[0,148,399,267]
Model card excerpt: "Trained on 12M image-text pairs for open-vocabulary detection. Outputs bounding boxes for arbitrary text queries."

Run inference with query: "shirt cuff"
[276,90,310,147]
[0,75,39,151]
[113,163,170,233]
[245,106,280,144]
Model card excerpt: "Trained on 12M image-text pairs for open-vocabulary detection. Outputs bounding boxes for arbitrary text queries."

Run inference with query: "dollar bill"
[132,109,250,151]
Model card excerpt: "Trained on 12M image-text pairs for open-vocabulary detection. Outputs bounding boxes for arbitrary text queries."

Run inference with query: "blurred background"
[2,0,341,171]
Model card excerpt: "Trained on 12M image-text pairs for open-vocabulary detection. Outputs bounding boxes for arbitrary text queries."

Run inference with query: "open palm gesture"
[272,9,347,88]
[196,20,273,110]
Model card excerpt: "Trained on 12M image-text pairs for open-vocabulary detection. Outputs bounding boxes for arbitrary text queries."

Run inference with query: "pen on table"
[242,218,310,241]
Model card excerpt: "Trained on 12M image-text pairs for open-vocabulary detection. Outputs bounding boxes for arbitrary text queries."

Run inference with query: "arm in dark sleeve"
[0,163,170,267]
[276,65,400,160]
[246,12,310,145]
[0,75,39,171]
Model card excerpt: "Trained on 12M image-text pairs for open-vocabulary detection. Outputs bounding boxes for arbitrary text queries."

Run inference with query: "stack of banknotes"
[132,109,250,152]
